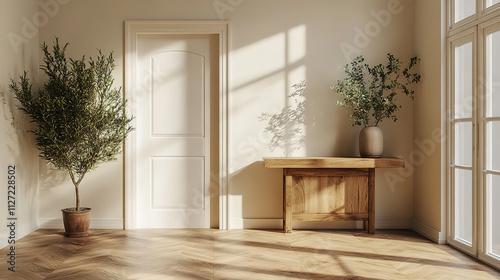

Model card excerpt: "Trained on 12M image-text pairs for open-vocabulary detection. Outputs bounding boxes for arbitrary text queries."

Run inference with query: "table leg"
[284,172,293,233]
[368,168,375,234]
[283,173,286,231]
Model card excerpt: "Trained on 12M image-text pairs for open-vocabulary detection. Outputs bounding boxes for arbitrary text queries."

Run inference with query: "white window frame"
[449,0,500,35]
[482,0,500,16]
[447,0,500,270]
[448,0,479,30]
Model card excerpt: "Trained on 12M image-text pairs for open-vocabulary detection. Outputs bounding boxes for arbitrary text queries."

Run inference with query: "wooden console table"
[264,157,405,233]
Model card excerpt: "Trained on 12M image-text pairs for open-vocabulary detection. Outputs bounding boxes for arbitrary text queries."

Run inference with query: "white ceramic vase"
[359,126,383,158]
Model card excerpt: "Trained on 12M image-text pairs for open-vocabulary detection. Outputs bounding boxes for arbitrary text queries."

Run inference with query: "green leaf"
[9,38,133,194]
[332,53,421,126]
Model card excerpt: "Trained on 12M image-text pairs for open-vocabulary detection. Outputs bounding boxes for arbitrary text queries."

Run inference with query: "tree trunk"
[69,171,85,212]
[75,182,80,211]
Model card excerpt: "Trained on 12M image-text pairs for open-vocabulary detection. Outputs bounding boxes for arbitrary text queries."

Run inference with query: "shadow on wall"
[37,161,70,217]
[258,79,361,157]
[2,79,66,185]
[38,164,69,194]
[38,151,124,217]
[0,83,38,218]
[1,85,29,162]
[230,161,283,219]
[259,80,306,154]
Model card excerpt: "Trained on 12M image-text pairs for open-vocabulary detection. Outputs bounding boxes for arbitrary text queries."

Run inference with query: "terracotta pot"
[61,207,91,237]
[359,126,383,158]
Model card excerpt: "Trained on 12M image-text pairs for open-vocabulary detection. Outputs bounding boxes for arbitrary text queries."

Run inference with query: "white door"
[135,34,211,228]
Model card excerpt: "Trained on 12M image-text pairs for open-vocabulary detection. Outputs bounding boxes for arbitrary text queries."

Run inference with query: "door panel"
[487,174,500,257]
[454,41,473,119]
[136,34,211,228]
[485,29,500,118]
[482,22,500,266]
[448,30,476,254]
[486,121,500,170]
[455,168,473,244]
[453,0,476,24]
[454,122,473,166]
[152,52,205,136]
[151,157,205,209]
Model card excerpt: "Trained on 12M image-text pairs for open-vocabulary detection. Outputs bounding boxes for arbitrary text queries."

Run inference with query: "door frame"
[124,20,229,229]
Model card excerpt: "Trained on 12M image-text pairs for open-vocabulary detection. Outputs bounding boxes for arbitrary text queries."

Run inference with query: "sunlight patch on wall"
[230,25,308,172]
[230,73,285,173]
[231,33,286,90]
[287,25,306,65]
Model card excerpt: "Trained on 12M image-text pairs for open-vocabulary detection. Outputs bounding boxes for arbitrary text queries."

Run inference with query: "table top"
[263,157,405,169]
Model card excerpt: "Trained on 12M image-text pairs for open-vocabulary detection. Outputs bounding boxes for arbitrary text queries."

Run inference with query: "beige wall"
[413,0,446,242]
[0,0,40,247]
[36,0,418,229]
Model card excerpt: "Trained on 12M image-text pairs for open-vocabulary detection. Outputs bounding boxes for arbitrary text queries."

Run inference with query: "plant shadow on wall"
[259,81,307,155]
[1,85,69,199]
[0,86,24,159]
[0,85,40,210]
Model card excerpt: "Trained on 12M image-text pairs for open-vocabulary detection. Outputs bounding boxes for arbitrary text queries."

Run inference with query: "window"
[486,0,500,9]
[454,0,476,23]
[448,0,500,270]
[481,21,500,263]
[448,30,477,254]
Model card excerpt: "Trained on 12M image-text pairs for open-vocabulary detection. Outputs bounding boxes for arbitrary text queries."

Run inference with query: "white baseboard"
[19,221,38,239]
[410,219,447,244]
[39,218,123,229]
[0,220,38,250]
[293,220,364,229]
[230,218,411,230]
[230,218,283,229]
[0,233,7,250]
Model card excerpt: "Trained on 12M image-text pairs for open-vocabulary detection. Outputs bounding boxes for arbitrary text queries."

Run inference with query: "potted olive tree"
[332,53,421,157]
[10,39,132,237]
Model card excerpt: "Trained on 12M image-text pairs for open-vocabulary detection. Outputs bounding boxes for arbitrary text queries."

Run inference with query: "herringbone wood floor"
[0,229,499,279]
